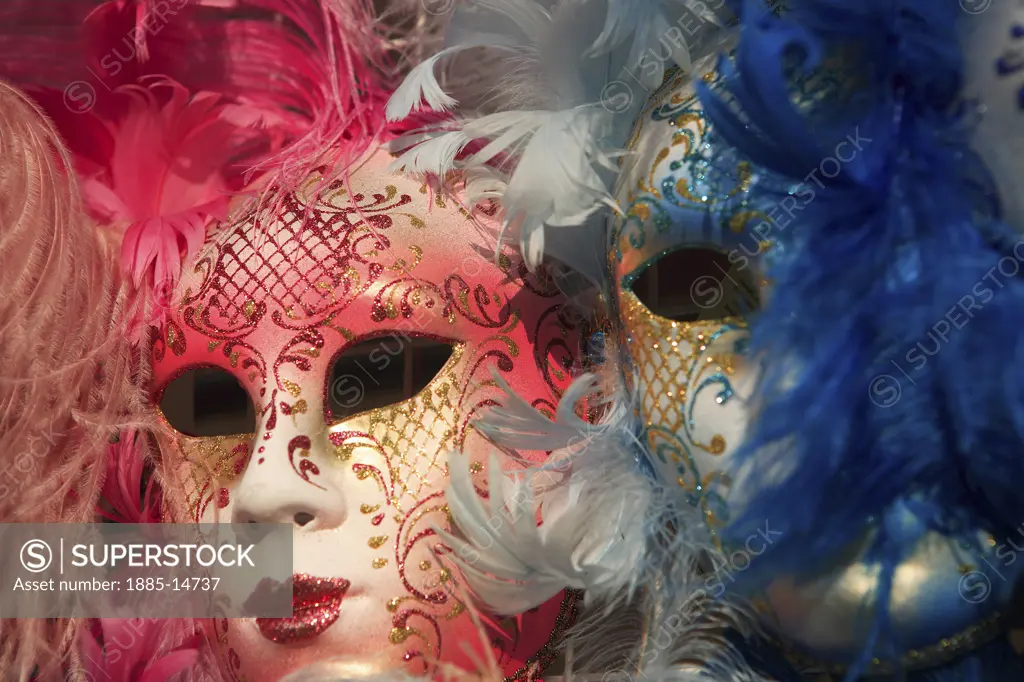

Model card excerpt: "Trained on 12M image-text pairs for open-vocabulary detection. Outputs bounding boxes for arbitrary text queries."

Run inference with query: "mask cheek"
[167,434,254,522]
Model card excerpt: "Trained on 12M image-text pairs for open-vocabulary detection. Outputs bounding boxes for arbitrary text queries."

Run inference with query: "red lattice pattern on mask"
[208,187,413,323]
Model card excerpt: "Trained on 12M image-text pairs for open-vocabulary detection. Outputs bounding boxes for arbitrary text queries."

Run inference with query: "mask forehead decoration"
[153,150,580,682]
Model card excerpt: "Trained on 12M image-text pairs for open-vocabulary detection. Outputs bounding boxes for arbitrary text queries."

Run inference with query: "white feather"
[585,0,730,87]
[386,38,527,121]
[386,0,560,121]
[474,369,602,451]
[454,0,554,42]
[453,362,773,680]
[463,166,509,204]
[498,106,620,220]
[464,106,623,268]
[386,48,463,120]
[385,1,636,270]
[386,0,737,272]
[440,450,652,614]
[386,130,472,176]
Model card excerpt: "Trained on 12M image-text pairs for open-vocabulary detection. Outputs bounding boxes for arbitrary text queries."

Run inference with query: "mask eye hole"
[326,336,457,422]
[628,247,761,322]
[159,367,256,437]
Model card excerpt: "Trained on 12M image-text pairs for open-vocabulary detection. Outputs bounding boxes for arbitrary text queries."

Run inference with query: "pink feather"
[98,431,163,524]
[3,1,427,303]
[78,618,202,682]
[79,79,245,296]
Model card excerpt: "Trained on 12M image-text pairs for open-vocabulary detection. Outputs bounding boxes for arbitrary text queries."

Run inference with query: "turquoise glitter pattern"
[612,72,762,266]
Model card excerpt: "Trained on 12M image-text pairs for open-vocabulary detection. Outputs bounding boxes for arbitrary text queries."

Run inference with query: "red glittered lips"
[255,574,351,643]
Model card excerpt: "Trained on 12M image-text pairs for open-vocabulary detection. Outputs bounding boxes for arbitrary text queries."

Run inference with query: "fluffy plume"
[1,0,451,328]
[0,79,149,681]
[459,365,772,682]
[696,0,1024,678]
[473,370,604,450]
[75,618,202,682]
[588,0,726,82]
[98,431,162,524]
[80,79,245,302]
[561,525,775,682]
[440,448,650,613]
[387,0,736,269]
[440,369,650,612]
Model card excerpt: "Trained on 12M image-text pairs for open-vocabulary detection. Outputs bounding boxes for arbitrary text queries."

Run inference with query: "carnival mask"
[151,149,579,682]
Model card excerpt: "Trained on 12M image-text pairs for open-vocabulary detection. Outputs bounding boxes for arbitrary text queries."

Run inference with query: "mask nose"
[230,429,347,530]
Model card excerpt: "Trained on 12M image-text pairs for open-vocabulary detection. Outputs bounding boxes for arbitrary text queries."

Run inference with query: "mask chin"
[277,657,426,682]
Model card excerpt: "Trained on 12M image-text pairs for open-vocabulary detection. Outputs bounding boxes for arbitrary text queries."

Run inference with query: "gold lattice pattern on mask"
[328,332,525,510]
[172,432,252,521]
[618,289,743,537]
[337,346,466,510]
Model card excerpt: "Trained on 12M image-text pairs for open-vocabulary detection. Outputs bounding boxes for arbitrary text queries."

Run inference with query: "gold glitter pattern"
[616,290,744,542]
[182,184,421,327]
[778,613,1005,676]
[328,340,521,510]
[608,63,773,545]
[613,70,765,270]
[168,425,252,521]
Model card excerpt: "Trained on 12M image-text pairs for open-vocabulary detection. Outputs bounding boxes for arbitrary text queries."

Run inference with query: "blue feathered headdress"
[699,0,1024,679]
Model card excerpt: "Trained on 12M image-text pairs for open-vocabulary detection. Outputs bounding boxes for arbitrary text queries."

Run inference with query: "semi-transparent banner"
[0,524,293,618]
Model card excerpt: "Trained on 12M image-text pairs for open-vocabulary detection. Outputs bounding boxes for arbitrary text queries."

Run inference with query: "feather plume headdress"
[385,0,735,275]
[1,0,445,318]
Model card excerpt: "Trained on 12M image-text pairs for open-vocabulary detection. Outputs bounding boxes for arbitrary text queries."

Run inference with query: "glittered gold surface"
[616,288,743,542]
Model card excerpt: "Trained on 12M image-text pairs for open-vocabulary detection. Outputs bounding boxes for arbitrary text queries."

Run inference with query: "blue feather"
[693,0,1024,678]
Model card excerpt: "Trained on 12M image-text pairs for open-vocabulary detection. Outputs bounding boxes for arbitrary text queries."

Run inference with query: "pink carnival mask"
[151,150,579,681]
